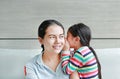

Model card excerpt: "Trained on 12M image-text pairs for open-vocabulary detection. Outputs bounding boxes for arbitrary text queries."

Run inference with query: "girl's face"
[67,32,79,50]
[67,32,75,48]
[40,24,65,54]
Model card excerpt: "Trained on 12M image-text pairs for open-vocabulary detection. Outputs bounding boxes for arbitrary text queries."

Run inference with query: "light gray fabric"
[25,53,69,79]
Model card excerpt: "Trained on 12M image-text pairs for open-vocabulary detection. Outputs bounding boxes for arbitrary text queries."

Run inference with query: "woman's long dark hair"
[38,19,65,51]
[68,23,102,79]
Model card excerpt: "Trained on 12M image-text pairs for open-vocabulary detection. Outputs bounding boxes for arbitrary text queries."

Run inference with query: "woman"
[24,19,69,79]
[61,23,102,79]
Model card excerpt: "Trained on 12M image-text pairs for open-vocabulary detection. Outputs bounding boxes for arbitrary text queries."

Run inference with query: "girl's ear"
[38,37,43,44]
[75,36,80,42]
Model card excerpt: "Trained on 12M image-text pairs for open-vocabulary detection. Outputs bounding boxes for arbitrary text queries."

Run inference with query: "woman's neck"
[42,52,60,72]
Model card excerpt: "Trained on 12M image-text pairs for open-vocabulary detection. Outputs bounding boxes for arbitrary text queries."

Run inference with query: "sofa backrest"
[95,48,120,79]
[0,48,120,79]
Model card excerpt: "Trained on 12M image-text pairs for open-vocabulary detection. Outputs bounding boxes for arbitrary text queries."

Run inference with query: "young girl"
[61,23,102,79]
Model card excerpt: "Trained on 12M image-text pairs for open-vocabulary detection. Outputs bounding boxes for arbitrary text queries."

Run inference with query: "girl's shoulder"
[77,46,91,56]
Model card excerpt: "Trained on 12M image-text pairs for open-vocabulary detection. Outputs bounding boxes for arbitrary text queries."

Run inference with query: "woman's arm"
[24,66,38,79]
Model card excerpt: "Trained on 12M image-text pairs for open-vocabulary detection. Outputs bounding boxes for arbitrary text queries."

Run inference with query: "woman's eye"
[50,36,55,39]
[60,35,64,39]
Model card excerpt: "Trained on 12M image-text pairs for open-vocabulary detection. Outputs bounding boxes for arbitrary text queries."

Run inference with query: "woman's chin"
[54,50,61,54]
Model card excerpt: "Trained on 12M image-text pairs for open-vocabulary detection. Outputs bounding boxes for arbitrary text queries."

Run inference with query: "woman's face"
[41,24,65,54]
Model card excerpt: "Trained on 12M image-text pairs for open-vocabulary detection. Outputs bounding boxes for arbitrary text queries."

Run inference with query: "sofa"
[0,48,120,79]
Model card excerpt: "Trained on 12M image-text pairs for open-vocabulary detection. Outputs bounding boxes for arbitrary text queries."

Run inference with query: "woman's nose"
[55,37,60,43]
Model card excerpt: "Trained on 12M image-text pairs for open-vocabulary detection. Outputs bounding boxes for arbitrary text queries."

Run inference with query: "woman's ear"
[38,37,43,44]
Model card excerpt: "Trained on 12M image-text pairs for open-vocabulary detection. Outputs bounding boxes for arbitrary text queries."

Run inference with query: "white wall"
[0,0,120,49]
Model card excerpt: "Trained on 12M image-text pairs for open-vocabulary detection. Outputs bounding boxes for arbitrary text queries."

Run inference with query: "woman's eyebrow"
[48,33,64,36]
[60,33,64,35]
[48,34,55,36]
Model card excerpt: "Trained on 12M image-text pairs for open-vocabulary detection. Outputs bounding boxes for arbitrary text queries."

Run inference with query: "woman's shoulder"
[25,53,42,67]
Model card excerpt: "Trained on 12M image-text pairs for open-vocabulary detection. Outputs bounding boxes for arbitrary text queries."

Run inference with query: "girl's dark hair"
[38,19,64,51]
[68,23,102,79]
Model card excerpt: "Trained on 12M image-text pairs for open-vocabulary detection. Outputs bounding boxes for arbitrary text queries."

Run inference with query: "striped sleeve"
[61,50,85,74]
